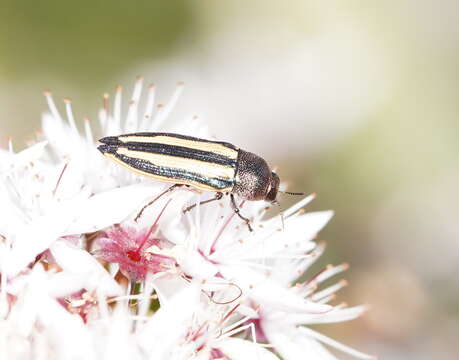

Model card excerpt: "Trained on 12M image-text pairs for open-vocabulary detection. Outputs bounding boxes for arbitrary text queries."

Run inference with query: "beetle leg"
[183,192,223,213]
[230,194,253,232]
[135,184,183,222]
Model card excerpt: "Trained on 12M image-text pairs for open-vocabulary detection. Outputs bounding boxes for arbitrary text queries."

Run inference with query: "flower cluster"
[0,78,373,359]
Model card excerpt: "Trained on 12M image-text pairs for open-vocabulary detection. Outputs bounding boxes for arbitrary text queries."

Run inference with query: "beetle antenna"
[279,191,304,196]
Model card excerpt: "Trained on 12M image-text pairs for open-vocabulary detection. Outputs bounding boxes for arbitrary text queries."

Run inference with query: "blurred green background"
[1,1,458,358]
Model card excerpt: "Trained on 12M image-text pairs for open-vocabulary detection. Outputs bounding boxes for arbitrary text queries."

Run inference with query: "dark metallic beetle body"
[98,132,282,231]
[98,132,279,202]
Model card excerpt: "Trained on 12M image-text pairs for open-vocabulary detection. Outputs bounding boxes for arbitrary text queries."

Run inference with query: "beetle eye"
[266,172,280,202]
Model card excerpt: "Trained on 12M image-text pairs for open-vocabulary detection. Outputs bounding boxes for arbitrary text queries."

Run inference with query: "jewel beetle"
[98,132,302,231]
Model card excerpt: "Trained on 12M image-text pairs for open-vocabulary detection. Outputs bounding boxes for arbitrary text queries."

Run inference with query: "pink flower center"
[126,250,142,262]
[123,198,173,264]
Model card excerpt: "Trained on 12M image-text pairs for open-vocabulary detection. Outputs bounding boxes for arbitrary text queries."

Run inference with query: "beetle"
[98,132,302,231]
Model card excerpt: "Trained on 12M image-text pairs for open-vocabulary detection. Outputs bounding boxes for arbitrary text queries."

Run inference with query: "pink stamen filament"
[220,303,240,326]
[129,199,172,261]
[210,200,245,254]
[53,162,68,196]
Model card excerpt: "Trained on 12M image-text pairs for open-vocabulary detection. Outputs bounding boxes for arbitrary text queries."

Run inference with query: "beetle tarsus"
[230,194,253,232]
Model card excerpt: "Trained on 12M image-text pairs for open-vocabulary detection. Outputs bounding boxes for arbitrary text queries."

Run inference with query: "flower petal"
[299,327,376,360]
[295,306,368,325]
[65,183,163,234]
[220,265,332,314]
[217,337,281,360]
[50,241,122,296]
[263,321,338,360]
[138,282,201,357]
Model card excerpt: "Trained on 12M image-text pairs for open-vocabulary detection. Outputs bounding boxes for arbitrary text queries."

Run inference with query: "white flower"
[0,78,373,359]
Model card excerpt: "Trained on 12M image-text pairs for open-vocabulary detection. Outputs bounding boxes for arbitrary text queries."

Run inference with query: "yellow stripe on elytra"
[104,153,233,192]
[118,135,239,159]
[117,147,235,179]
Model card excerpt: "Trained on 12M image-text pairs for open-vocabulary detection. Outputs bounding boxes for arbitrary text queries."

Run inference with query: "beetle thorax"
[233,150,272,201]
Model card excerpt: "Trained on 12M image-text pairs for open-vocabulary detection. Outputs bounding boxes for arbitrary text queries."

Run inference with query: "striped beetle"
[98,132,302,231]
